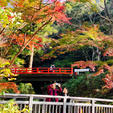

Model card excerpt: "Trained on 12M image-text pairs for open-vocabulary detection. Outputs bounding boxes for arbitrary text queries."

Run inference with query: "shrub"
[18,83,35,94]
[0,100,29,113]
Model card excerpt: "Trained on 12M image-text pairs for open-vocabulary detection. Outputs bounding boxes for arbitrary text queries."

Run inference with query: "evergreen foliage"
[63,73,111,98]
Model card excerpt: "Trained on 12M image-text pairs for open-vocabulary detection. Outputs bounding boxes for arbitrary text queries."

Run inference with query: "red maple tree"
[0,82,20,93]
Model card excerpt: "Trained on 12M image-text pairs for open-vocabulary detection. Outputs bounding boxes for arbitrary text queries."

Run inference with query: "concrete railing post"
[92,99,95,113]
[29,95,33,113]
[63,96,67,113]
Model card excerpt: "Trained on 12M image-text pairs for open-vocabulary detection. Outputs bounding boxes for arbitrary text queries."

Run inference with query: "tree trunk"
[97,47,101,61]
[0,28,5,34]
[92,47,95,61]
[104,0,113,34]
[9,45,25,66]
[29,44,34,68]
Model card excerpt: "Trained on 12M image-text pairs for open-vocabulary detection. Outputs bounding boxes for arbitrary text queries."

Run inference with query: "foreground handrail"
[1,93,113,102]
[0,93,113,113]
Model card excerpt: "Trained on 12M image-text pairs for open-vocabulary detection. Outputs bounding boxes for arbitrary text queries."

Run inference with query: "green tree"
[0,0,71,67]
[63,74,107,98]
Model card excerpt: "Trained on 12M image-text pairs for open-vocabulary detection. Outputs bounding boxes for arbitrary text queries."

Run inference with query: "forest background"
[0,0,113,99]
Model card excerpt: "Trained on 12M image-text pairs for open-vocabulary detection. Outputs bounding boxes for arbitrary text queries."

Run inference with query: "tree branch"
[9,18,52,66]
[0,28,5,34]
[97,12,113,23]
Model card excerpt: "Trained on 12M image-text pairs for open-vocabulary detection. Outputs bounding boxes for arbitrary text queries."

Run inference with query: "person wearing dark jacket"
[46,83,62,102]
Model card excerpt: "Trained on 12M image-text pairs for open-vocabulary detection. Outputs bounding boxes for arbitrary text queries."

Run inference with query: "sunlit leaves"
[0,60,19,94]
[72,0,104,13]
[0,0,71,66]
[0,61,17,79]
[0,8,24,36]
[71,61,97,71]
[10,33,42,50]
[0,8,12,28]
[103,48,113,57]
[103,74,113,89]
[0,0,9,7]
[0,82,20,93]
[0,100,29,112]
[11,0,71,24]
[102,64,113,89]
[41,25,108,60]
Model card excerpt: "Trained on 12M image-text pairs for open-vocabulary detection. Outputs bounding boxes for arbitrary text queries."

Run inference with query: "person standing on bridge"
[50,64,55,72]
[46,83,62,102]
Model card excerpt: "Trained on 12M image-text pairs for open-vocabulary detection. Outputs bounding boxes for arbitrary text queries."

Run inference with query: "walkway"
[0,93,113,113]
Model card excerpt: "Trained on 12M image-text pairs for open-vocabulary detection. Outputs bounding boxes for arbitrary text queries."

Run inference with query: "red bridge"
[11,67,73,75]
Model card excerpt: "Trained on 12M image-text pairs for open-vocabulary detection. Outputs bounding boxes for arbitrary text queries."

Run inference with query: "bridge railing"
[0,93,113,113]
[11,67,73,75]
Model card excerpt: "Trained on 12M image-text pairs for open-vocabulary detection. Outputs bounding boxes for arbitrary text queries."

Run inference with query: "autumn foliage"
[12,0,71,24]
[43,25,113,89]
[103,74,113,89]
[10,33,42,50]
[0,0,73,94]
[71,61,97,71]
[0,82,20,94]
[72,61,113,89]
